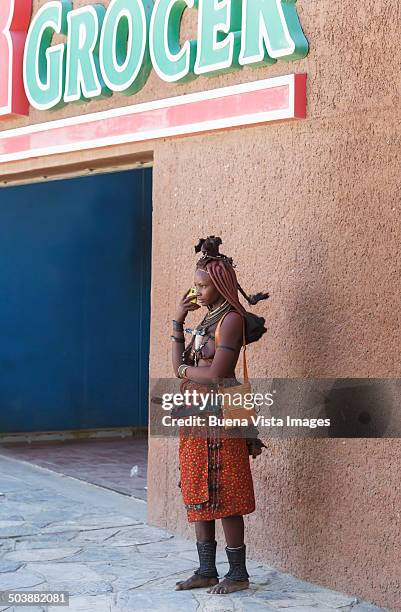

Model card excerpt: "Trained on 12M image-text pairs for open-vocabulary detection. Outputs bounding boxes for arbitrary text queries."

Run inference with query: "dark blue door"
[0,168,152,433]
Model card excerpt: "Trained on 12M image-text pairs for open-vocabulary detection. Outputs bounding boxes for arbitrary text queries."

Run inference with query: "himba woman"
[171,236,269,595]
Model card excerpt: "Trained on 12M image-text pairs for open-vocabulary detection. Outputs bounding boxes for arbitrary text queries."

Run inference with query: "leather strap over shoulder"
[215,311,248,383]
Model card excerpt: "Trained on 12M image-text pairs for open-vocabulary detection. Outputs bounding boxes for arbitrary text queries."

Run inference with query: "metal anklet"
[194,540,219,579]
[224,544,250,581]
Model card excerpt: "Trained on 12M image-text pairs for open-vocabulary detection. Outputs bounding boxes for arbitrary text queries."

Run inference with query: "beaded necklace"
[201,299,231,327]
[183,300,232,366]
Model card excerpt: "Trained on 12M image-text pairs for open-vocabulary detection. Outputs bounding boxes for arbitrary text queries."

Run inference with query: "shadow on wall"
[323,379,398,437]
[278,226,399,437]
[264,378,399,437]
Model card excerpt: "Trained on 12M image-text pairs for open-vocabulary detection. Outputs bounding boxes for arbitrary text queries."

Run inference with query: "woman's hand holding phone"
[175,288,200,323]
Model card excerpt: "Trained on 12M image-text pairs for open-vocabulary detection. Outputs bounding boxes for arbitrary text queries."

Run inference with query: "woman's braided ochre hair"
[194,236,269,316]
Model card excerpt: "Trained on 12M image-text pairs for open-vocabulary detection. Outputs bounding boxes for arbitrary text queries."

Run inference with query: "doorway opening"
[0,166,152,500]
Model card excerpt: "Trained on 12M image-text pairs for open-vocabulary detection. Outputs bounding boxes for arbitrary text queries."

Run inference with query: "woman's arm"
[171,291,200,376]
[183,311,243,384]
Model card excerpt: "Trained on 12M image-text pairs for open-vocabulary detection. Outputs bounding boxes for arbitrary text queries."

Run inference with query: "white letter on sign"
[23,0,71,111]
[239,0,308,66]
[99,0,152,96]
[150,0,197,83]
[194,0,242,76]
[64,5,109,103]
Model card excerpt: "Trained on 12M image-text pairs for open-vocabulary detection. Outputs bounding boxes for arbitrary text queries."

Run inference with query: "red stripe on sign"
[0,73,307,163]
[293,73,307,119]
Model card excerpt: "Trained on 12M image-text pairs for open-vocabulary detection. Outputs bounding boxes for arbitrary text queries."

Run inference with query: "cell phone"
[187,287,197,304]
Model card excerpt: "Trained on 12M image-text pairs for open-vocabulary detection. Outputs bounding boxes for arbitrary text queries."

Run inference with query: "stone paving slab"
[0,455,387,612]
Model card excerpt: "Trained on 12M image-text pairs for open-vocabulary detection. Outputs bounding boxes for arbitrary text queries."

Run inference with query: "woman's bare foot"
[207,577,249,594]
[175,574,219,590]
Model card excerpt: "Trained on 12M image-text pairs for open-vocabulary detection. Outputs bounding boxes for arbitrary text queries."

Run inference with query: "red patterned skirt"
[177,381,255,523]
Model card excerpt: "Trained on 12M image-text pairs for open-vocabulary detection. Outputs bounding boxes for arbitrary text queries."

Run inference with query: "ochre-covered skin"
[1,1,401,609]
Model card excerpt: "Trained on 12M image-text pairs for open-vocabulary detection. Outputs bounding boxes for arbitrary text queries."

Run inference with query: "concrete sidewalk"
[0,438,148,501]
[0,455,385,612]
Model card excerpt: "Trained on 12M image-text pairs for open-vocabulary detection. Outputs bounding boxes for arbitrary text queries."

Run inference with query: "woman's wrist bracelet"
[177,364,189,379]
[172,319,184,332]
[171,335,185,343]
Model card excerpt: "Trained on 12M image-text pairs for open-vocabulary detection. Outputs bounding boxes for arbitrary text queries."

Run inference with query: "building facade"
[0,1,400,609]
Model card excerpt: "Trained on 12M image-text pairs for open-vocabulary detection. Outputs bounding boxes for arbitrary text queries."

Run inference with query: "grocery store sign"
[0,0,309,162]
